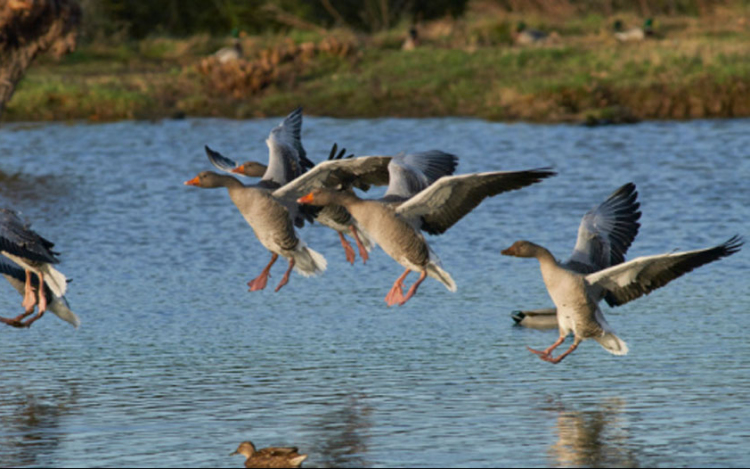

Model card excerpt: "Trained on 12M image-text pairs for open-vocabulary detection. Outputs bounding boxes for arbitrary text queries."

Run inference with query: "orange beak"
[231,165,245,175]
[297,192,314,204]
[184,176,200,186]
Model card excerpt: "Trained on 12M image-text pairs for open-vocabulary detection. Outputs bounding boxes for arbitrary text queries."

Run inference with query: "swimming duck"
[231,441,307,468]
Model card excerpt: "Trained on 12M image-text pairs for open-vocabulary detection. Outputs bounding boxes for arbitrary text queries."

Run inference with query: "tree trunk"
[0,0,81,119]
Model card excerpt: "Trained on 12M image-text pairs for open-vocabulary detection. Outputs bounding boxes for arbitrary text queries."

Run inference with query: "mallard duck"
[231,441,307,468]
[613,18,654,42]
[213,29,243,63]
[514,22,550,45]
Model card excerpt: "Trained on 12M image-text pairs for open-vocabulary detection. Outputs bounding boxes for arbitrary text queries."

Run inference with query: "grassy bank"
[3,6,750,123]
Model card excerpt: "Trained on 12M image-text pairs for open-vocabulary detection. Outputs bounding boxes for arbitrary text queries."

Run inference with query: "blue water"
[0,117,748,468]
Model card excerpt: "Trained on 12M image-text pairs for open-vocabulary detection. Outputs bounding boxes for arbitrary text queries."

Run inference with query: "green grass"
[4,16,750,123]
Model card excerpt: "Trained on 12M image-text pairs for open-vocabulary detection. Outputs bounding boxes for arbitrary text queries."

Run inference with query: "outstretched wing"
[383,150,459,200]
[0,208,59,264]
[204,145,240,174]
[395,168,556,235]
[272,155,392,201]
[263,107,313,186]
[564,182,641,273]
[586,236,743,307]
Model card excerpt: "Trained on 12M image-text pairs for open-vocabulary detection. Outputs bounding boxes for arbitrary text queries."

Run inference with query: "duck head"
[230,441,256,457]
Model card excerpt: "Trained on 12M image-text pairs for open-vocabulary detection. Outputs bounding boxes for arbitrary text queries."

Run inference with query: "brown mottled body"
[231,441,307,468]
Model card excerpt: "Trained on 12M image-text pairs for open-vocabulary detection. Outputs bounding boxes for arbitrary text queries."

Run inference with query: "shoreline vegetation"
[3,3,750,125]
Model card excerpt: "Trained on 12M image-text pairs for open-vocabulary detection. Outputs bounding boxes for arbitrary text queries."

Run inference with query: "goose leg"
[399,270,427,306]
[338,232,356,265]
[385,269,410,306]
[528,336,565,357]
[275,258,295,292]
[540,340,580,364]
[248,253,278,291]
[21,270,37,313]
[37,271,47,313]
[349,226,369,264]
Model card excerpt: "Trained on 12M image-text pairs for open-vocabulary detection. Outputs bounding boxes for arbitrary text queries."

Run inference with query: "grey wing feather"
[565,182,641,272]
[587,236,743,307]
[396,168,556,235]
[204,145,239,174]
[384,150,458,200]
[264,108,312,186]
[272,156,392,201]
[0,209,60,264]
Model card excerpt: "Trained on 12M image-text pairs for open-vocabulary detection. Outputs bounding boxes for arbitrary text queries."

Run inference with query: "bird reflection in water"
[304,394,373,468]
[0,386,78,467]
[548,398,641,468]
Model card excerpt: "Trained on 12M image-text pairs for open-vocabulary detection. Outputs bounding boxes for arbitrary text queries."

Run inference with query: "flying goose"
[0,208,67,315]
[186,109,325,292]
[0,258,79,328]
[231,441,307,468]
[501,235,743,363]
[207,141,378,265]
[297,168,556,306]
[512,183,641,328]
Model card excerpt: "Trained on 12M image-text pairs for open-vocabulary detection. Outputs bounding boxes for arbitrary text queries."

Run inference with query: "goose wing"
[204,145,244,175]
[383,150,458,200]
[395,168,556,235]
[263,107,313,186]
[564,182,641,273]
[0,209,59,264]
[272,155,392,201]
[586,236,743,307]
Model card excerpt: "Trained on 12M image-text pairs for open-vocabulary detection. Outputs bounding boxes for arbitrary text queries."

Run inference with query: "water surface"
[0,117,748,467]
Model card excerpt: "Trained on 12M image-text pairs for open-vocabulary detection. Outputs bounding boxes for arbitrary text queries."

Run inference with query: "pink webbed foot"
[385,283,405,306]
[385,269,410,306]
[248,254,278,292]
[398,270,427,306]
[247,273,270,291]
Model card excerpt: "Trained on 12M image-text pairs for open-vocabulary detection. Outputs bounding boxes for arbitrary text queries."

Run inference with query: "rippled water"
[0,117,748,468]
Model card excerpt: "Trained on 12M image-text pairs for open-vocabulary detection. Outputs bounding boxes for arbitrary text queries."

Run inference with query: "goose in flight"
[0,208,67,316]
[0,258,79,328]
[297,167,556,306]
[501,235,743,363]
[511,183,641,327]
